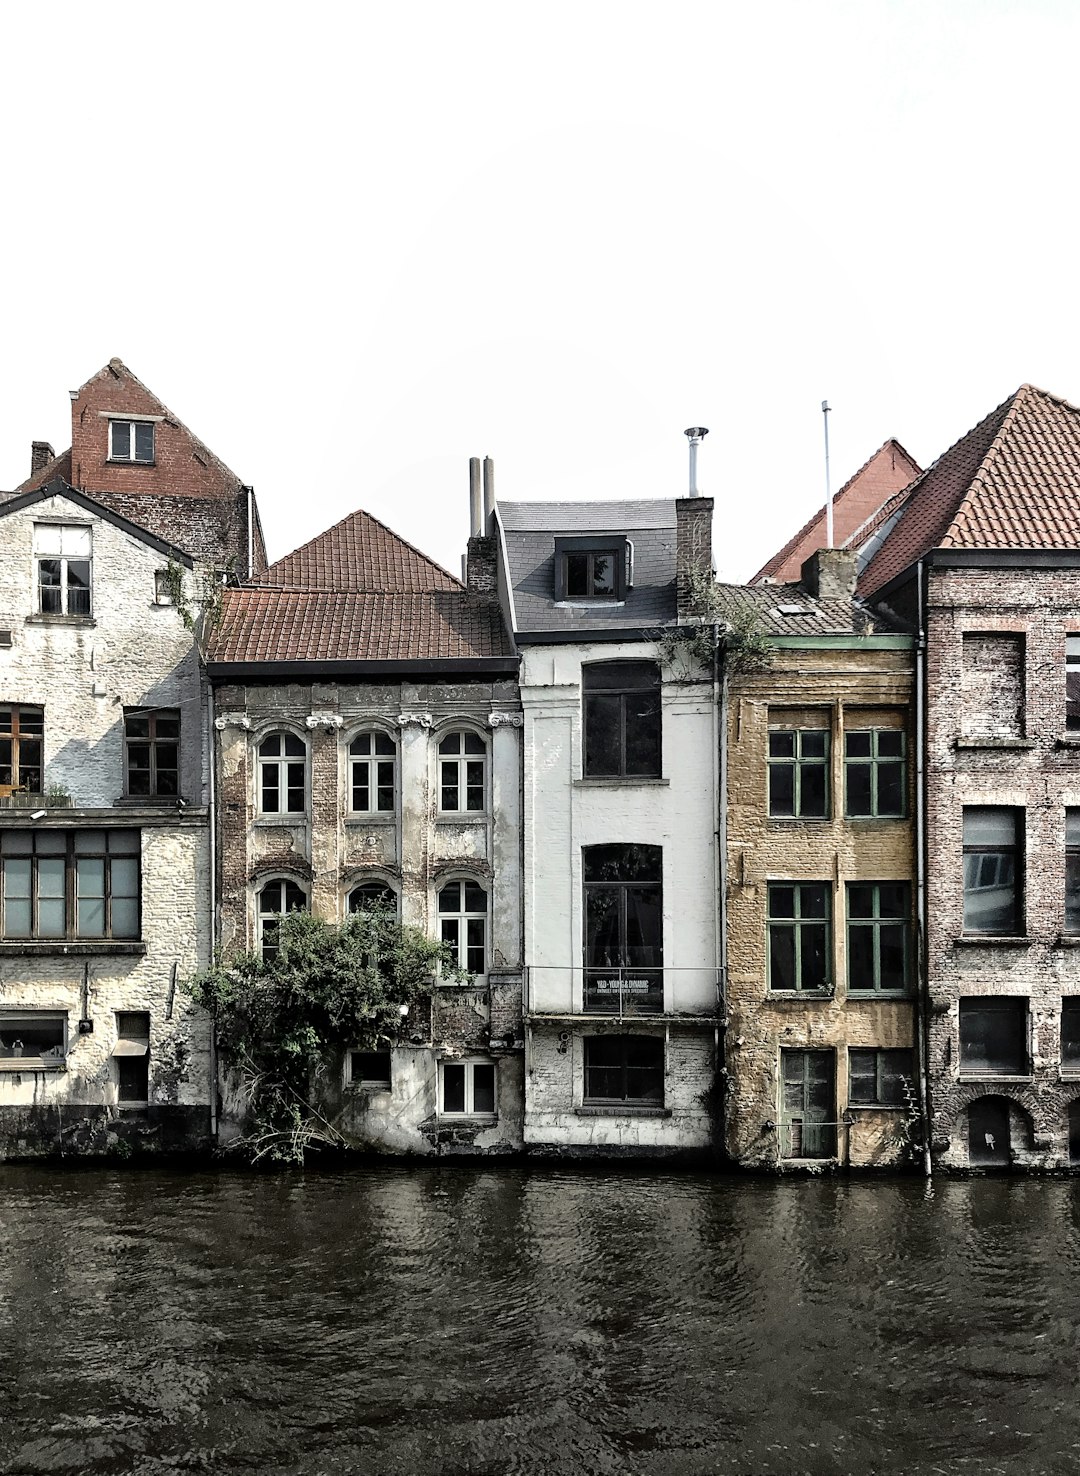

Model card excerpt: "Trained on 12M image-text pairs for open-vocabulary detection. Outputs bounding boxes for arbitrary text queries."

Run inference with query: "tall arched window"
[257,878,308,959]
[349,732,397,815]
[348,881,397,915]
[437,879,487,976]
[438,731,486,813]
[257,733,306,815]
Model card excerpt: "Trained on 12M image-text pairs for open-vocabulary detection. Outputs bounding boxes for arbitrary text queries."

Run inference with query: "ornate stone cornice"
[488,711,524,728]
[397,711,433,728]
[306,712,344,730]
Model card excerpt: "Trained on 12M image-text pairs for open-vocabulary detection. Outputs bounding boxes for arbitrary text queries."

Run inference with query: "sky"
[3,1,1080,585]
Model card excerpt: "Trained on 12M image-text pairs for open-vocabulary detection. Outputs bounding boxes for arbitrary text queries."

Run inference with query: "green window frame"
[844,728,906,818]
[846,882,910,995]
[767,729,829,818]
[848,1048,915,1107]
[767,882,831,992]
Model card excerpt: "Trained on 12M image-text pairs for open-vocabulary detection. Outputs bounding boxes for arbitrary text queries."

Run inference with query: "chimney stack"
[466,456,498,599]
[31,441,54,478]
[801,548,858,603]
[684,427,708,497]
[469,457,483,537]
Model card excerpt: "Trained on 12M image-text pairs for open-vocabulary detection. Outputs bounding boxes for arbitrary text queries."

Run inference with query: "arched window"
[437,879,487,976]
[348,881,397,915]
[257,733,306,815]
[257,878,308,959]
[349,732,396,815]
[438,730,486,813]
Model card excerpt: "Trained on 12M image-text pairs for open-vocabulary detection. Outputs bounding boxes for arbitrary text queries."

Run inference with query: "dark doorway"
[968,1097,1010,1166]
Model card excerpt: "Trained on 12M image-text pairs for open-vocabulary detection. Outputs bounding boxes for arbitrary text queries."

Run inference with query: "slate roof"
[498,498,678,634]
[714,581,898,637]
[752,439,921,583]
[859,385,1080,597]
[209,505,512,667]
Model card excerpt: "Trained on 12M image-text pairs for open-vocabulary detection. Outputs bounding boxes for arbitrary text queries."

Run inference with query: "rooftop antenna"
[684,426,709,497]
[822,400,833,546]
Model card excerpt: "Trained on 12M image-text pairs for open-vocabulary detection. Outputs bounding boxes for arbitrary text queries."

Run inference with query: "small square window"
[959,997,1028,1076]
[441,1059,497,1115]
[554,537,628,601]
[848,1048,914,1106]
[349,1049,391,1090]
[109,420,155,464]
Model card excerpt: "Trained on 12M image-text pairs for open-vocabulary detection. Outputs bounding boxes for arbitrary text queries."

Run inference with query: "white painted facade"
[0,488,214,1154]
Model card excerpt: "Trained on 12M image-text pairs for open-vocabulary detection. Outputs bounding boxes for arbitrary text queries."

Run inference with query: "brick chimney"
[675,496,714,620]
[31,441,55,478]
[466,535,498,598]
[800,547,857,602]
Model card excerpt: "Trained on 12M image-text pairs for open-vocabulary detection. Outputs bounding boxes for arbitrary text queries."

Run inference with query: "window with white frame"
[441,1058,496,1115]
[34,524,92,617]
[258,878,308,959]
[437,879,487,976]
[109,420,155,463]
[0,1011,67,1070]
[257,733,306,814]
[349,731,396,814]
[438,730,486,813]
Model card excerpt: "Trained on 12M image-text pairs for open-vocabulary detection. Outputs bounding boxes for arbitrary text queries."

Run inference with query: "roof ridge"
[940,387,1032,547]
[266,505,461,590]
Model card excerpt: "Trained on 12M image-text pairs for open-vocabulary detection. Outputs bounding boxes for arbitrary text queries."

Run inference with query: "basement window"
[109,420,155,464]
[583,1035,663,1105]
[349,1049,391,1090]
[0,1011,67,1069]
[441,1058,496,1116]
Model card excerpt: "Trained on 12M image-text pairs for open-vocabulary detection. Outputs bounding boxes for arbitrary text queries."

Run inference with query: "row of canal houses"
[3,358,1080,1172]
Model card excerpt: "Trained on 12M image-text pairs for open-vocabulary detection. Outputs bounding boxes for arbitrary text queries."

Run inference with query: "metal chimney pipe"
[684,427,709,497]
[822,401,833,547]
[482,456,495,527]
[469,457,482,538]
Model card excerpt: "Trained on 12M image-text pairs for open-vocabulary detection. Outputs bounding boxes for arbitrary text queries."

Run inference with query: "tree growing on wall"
[185,909,452,1165]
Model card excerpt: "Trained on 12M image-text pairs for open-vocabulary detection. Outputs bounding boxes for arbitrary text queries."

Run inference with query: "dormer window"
[109,420,155,464]
[554,536,628,601]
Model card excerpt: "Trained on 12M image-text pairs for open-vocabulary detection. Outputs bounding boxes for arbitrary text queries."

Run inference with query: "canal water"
[2,1166,1079,1476]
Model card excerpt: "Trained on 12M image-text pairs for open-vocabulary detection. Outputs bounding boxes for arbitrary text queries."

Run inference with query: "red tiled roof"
[751,439,921,583]
[16,447,73,493]
[263,507,460,592]
[858,385,1080,597]
[209,589,511,664]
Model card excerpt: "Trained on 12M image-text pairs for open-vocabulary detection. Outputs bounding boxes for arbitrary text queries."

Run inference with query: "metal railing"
[525,965,721,1018]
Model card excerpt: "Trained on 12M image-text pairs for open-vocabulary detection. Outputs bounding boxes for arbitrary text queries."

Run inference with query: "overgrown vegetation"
[185,909,453,1165]
[162,558,225,654]
[657,564,774,677]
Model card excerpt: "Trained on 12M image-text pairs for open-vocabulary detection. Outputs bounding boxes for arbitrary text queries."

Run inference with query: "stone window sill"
[846,1103,906,1112]
[958,1072,1032,1083]
[0,1059,66,1073]
[106,458,156,468]
[0,940,146,957]
[24,614,96,629]
[767,817,832,826]
[846,990,914,1000]
[1057,735,1080,748]
[573,777,669,789]
[768,990,835,1002]
[576,1104,671,1118]
[113,795,185,808]
[1060,1070,1080,1081]
[954,935,1033,947]
[1057,936,1080,948]
[253,814,309,826]
[955,737,1034,750]
[345,815,397,826]
[440,1113,498,1125]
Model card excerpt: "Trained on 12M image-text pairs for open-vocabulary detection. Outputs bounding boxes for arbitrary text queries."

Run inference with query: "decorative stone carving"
[214,713,251,730]
[488,711,524,728]
[306,712,344,730]
[397,711,433,728]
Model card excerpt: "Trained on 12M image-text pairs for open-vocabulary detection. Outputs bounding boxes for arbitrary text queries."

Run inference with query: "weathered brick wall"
[725,642,918,1169]
[925,566,1080,1168]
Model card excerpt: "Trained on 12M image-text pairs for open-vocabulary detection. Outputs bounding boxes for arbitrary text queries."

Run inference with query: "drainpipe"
[714,624,727,1156]
[915,559,932,1179]
[207,678,218,1142]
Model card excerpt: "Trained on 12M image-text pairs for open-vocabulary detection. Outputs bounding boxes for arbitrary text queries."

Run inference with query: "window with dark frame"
[0,829,140,940]
[583,843,663,1014]
[780,1048,836,1158]
[565,549,618,598]
[350,1049,392,1090]
[438,879,487,976]
[1062,998,1080,1073]
[114,1010,150,1104]
[124,709,179,797]
[34,524,91,617]
[0,706,43,796]
[1067,636,1080,731]
[845,729,905,817]
[0,1011,67,1068]
[349,732,396,814]
[583,1035,664,1105]
[963,808,1023,936]
[1067,811,1080,934]
[438,731,486,813]
[768,728,829,818]
[109,420,155,463]
[348,882,397,914]
[583,662,661,778]
[768,882,830,992]
[846,882,909,994]
[257,733,306,814]
[258,878,308,959]
[441,1059,496,1114]
[848,1047,914,1106]
[959,997,1028,1076]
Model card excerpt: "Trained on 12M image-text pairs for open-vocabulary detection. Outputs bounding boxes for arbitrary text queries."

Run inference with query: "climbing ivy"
[656,564,775,677]
[162,558,225,654]
[185,909,454,1165]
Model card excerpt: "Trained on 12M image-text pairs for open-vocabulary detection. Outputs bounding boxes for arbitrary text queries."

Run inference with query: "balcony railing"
[525,965,722,1018]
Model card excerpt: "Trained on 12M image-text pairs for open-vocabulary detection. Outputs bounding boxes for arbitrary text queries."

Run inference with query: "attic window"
[109,420,155,464]
[554,536,629,602]
[774,603,807,617]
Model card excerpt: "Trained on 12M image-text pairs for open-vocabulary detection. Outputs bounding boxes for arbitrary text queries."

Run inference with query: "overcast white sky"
[3,1,1078,583]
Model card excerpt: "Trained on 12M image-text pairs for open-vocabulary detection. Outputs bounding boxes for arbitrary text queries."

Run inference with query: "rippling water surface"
[2,1165,1080,1475]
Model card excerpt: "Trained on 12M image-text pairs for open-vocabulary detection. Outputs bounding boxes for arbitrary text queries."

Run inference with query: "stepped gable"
[859,385,1080,598]
[751,438,920,583]
[261,507,461,592]
[211,505,511,665]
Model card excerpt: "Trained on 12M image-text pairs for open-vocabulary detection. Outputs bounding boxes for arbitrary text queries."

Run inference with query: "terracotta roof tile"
[714,582,900,637]
[16,447,73,493]
[752,439,921,583]
[263,507,460,591]
[859,385,1080,598]
[210,589,511,664]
